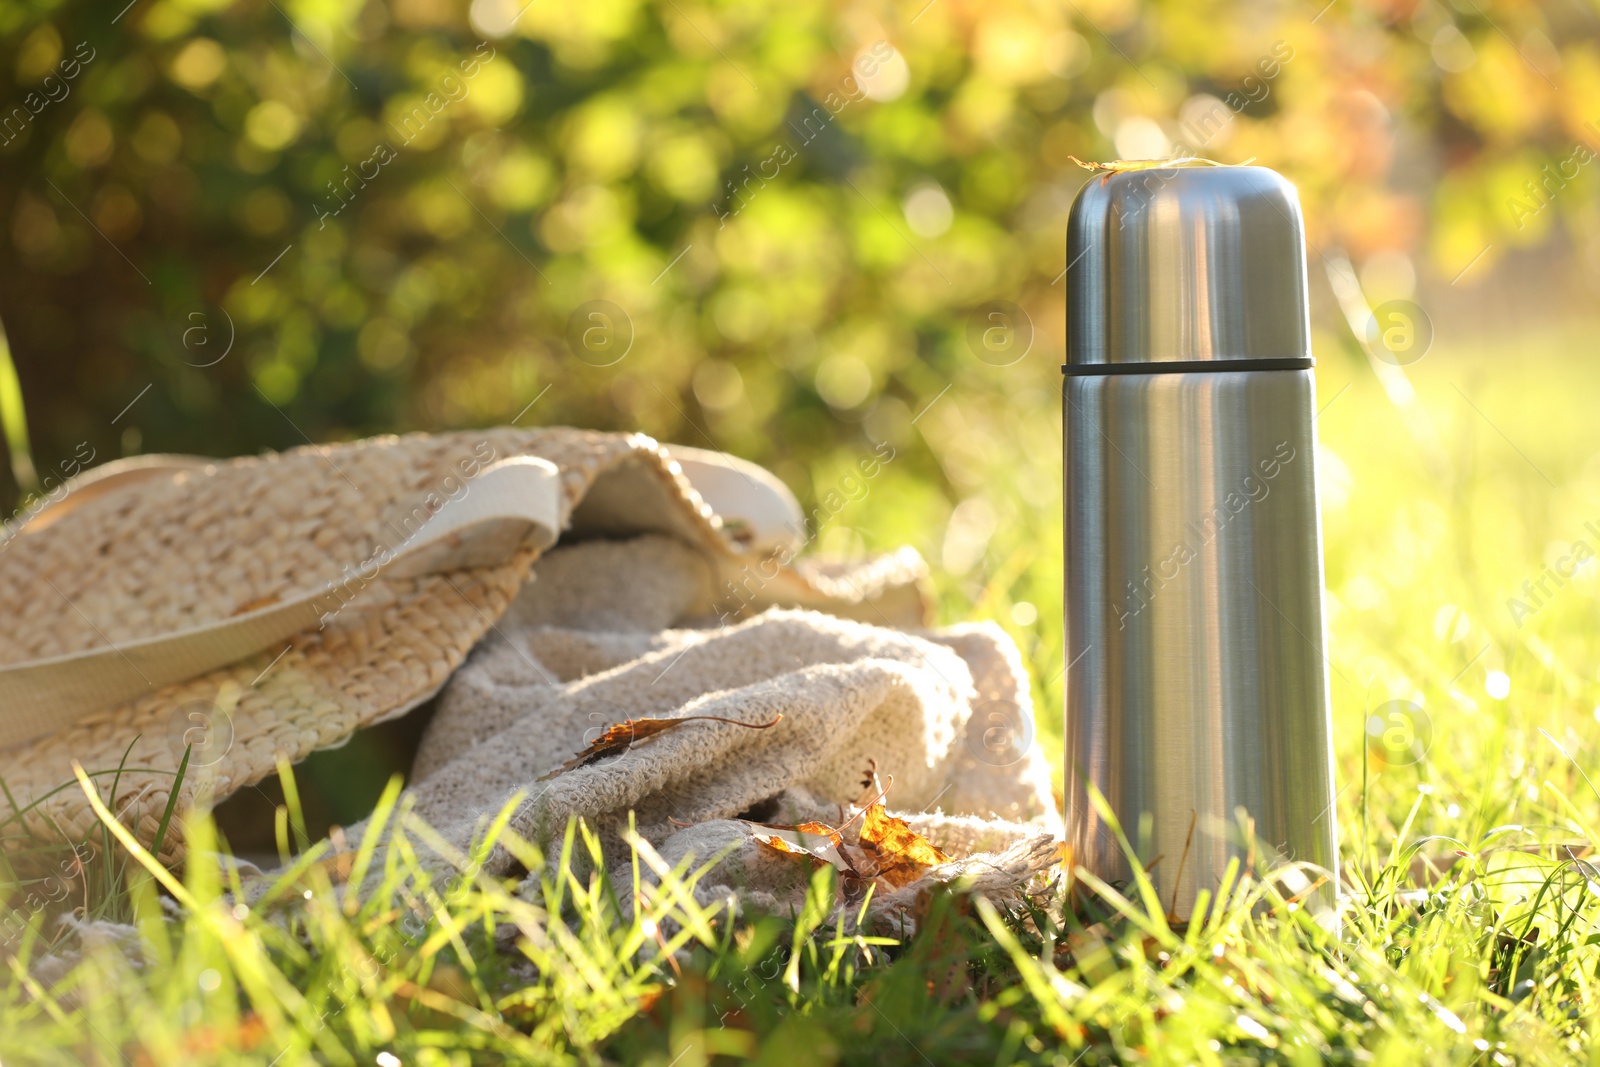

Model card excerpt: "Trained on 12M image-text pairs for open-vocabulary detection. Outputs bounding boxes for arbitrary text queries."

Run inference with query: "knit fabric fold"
[383,534,1062,921]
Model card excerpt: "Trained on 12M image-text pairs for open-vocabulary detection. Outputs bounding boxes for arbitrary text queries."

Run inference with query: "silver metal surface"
[1067,166,1311,365]
[1062,166,1337,921]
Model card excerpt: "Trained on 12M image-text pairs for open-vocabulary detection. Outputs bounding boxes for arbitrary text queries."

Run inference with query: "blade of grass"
[0,310,37,494]
[148,743,191,862]
[71,761,195,910]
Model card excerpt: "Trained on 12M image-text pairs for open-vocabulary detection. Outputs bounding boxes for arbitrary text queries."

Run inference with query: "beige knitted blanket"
[385,533,1063,922]
[28,533,1059,984]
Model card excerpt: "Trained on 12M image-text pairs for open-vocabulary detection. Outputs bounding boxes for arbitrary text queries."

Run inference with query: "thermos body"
[1062,165,1338,918]
[1062,368,1335,910]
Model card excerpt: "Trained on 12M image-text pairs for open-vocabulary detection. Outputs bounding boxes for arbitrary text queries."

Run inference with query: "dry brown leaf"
[860,802,951,864]
[751,825,854,875]
[794,820,840,842]
[754,834,811,857]
[746,819,841,847]
[854,802,953,888]
[537,713,782,781]
[744,774,952,893]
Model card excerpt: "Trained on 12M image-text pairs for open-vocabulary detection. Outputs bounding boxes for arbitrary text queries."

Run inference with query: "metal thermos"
[1062,165,1337,920]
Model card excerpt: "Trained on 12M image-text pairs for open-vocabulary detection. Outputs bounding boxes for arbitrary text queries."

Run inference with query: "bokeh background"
[5,0,1598,482]
[3,0,1600,826]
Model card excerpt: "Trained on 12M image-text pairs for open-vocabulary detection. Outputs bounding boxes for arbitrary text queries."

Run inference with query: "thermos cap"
[1065,165,1311,367]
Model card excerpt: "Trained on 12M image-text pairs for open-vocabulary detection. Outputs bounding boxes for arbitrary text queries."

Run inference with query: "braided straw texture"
[0,427,742,857]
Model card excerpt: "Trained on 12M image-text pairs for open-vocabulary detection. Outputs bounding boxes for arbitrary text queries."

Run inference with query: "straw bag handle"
[0,457,564,750]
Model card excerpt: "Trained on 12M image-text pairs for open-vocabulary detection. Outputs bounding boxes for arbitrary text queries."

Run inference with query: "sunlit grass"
[0,311,36,494]
[5,331,1600,1063]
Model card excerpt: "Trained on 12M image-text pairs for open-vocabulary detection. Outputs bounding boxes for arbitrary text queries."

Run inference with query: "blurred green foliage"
[0,0,1596,520]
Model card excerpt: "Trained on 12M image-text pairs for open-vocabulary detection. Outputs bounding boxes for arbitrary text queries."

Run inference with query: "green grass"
[5,328,1600,1064]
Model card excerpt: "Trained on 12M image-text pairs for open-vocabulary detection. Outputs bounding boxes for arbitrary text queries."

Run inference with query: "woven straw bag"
[0,427,927,857]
